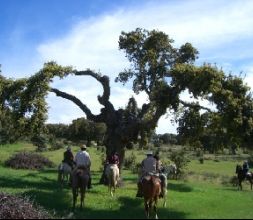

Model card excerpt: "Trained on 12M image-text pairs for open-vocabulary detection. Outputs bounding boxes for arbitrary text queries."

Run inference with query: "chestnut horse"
[235,164,253,190]
[142,175,161,219]
[72,167,89,211]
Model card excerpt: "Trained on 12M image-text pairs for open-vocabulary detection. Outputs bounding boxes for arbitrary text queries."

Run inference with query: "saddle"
[142,174,161,185]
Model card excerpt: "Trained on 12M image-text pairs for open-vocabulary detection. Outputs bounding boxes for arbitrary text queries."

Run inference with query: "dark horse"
[235,164,253,190]
[142,175,161,219]
[72,167,89,211]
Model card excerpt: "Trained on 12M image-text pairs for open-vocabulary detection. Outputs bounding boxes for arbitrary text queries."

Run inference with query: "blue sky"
[1,0,253,134]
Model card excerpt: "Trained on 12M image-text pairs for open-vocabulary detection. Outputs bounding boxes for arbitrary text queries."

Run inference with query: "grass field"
[1,143,253,219]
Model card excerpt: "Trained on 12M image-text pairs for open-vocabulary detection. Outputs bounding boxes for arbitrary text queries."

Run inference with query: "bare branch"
[50,88,100,122]
[75,70,114,111]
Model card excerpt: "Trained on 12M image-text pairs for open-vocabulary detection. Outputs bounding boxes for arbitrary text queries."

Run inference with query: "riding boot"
[136,182,143,198]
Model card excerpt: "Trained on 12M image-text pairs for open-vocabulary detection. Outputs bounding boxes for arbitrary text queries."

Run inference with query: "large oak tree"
[1,28,253,168]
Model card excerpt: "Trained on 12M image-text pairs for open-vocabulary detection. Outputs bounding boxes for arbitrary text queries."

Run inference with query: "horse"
[159,173,168,208]
[142,175,161,219]
[105,164,120,197]
[58,162,72,186]
[166,164,177,180]
[235,164,253,190]
[72,166,89,211]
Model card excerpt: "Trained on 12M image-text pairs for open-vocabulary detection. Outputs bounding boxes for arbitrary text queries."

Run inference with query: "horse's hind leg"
[80,188,84,209]
[72,189,77,211]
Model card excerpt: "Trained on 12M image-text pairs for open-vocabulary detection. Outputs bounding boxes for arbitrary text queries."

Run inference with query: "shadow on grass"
[23,189,72,217]
[0,169,61,192]
[168,182,193,192]
[73,196,187,219]
[0,174,188,219]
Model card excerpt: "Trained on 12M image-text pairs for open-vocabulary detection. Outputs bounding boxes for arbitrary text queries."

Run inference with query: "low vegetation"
[5,152,54,170]
[0,192,51,219]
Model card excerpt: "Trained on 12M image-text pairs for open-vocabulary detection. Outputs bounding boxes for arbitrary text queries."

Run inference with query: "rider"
[106,150,120,182]
[242,160,250,177]
[136,151,158,198]
[101,151,120,184]
[106,150,120,167]
[153,152,167,198]
[63,146,75,169]
[74,144,92,189]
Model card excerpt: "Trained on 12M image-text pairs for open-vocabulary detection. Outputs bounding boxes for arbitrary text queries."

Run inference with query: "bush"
[199,157,204,164]
[5,152,54,170]
[0,193,51,219]
[170,149,190,178]
[124,152,137,171]
[31,135,48,152]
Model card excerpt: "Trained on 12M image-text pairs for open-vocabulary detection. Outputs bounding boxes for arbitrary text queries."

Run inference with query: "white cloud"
[244,64,253,91]
[35,0,253,134]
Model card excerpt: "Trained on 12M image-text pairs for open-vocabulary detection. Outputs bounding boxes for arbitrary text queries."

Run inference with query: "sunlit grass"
[1,143,253,219]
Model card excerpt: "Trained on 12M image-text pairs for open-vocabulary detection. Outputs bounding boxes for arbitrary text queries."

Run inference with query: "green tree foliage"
[0,62,73,144]
[159,133,178,145]
[1,28,253,161]
[46,118,106,145]
[117,28,253,151]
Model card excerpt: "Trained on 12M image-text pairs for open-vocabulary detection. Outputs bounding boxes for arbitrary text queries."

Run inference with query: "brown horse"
[72,167,89,211]
[235,164,253,190]
[142,175,161,219]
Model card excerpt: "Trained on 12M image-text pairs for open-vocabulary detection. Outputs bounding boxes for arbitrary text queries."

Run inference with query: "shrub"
[124,152,137,171]
[0,193,51,219]
[170,149,190,178]
[5,152,54,170]
[99,152,106,172]
[31,135,48,152]
[199,157,204,164]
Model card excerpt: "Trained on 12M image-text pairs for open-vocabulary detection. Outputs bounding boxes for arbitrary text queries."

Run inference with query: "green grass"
[1,143,253,219]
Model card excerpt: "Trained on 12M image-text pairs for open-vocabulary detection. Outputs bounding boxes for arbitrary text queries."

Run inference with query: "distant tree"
[160,133,178,145]
[46,123,69,139]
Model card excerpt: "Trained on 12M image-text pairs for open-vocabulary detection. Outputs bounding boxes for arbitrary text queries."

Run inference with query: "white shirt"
[75,150,91,167]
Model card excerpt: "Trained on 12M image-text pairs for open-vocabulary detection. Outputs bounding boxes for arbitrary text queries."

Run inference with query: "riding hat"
[146,151,153,155]
[81,144,87,150]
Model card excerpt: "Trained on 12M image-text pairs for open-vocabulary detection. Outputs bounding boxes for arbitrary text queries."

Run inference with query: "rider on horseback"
[63,146,75,169]
[136,151,160,198]
[106,150,120,167]
[243,160,250,177]
[74,144,92,189]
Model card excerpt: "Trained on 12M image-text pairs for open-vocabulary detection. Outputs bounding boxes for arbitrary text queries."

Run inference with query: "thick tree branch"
[75,70,114,111]
[179,100,212,112]
[50,88,100,122]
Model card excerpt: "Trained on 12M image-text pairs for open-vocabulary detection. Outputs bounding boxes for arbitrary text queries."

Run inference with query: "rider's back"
[142,156,157,174]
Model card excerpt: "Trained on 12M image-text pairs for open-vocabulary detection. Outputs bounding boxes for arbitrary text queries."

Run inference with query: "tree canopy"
[1,28,253,154]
